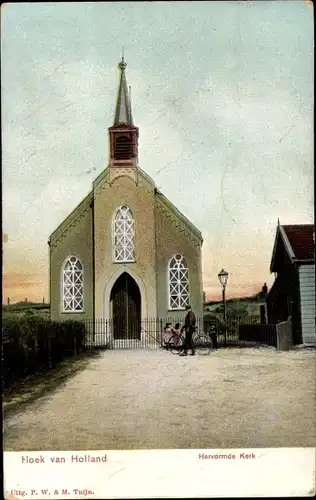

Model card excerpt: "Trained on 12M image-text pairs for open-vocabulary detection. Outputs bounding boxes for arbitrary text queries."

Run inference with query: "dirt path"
[4,348,315,450]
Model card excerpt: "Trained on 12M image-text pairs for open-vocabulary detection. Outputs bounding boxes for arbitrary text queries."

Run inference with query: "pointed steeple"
[114,56,133,125]
[108,56,139,180]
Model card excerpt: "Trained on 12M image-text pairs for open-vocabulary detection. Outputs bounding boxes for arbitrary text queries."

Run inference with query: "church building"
[48,57,204,341]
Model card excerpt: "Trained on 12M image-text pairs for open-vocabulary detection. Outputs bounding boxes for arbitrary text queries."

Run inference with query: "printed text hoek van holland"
[21,455,107,463]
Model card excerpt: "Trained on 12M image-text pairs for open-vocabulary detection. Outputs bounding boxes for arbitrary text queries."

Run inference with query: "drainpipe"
[91,197,95,329]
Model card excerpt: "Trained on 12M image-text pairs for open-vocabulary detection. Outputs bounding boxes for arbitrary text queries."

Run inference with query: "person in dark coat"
[209,324,218,350]
[262,283,268,296]
[180,305,196,356]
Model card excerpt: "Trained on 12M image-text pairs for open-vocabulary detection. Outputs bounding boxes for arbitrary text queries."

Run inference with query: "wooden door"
[110,273,141,339]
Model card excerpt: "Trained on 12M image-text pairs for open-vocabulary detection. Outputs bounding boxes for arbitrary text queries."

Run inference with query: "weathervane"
[119,47,127,70]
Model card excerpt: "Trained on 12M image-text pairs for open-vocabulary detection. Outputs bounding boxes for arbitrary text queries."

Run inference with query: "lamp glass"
[218,269,229,288]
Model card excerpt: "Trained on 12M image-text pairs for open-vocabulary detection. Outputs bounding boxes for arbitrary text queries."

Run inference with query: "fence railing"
[84,317,191,349]
[204,315,275,347]
[83,315,276,349]
[238,323,277,347]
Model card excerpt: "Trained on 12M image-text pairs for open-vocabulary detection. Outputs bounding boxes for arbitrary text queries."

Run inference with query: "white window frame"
[61,255,84,313]
[168,253,190,310]
[113,205,135,263]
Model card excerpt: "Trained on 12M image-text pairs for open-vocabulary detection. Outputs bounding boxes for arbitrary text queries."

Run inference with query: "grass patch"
[3,349,101,417]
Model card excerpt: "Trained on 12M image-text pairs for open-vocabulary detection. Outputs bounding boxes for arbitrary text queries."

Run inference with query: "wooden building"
[266,222,315,345]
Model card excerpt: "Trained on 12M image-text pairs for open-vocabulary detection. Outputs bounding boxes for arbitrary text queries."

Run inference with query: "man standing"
[210,324,218,350]
[180,305,196,356]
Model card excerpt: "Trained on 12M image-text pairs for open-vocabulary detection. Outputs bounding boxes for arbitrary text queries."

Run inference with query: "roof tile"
[282,224,315,260]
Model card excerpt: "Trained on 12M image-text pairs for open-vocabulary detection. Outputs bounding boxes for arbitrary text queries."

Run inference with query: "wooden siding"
[266,244,302,344]
[299,264,315,345]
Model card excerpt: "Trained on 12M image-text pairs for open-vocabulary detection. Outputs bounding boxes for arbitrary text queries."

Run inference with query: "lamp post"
[218,269,229,346]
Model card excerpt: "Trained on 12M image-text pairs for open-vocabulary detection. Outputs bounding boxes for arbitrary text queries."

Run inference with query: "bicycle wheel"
[195,335,212,355]
[169,334,184,355]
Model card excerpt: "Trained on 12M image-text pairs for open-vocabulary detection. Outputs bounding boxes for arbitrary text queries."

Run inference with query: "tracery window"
[113,205,135,262]
[168,254,189,310]
[62,256,84,312]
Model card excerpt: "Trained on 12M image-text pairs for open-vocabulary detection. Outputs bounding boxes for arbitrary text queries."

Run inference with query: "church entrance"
[110,272,141,340]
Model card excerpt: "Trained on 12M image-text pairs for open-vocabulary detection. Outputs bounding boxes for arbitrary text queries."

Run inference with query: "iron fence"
[238,323,277,347]
[84,317,203,350]
[83,316,276,350]
[204,315,277,347]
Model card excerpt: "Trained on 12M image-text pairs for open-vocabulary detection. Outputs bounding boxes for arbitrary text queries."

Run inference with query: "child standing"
[163,323,172,348]
[171,323,181,345]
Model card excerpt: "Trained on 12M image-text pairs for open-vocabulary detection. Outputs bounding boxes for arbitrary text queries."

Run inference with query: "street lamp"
[218,269,229,346]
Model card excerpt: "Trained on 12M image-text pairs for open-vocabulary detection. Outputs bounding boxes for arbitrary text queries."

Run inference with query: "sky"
[2,1,314,304]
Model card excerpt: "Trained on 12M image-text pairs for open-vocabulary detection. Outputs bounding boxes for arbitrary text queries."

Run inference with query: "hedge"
[2,317,86,388]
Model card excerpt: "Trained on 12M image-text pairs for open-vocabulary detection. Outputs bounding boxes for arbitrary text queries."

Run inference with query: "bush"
[2,317,86,388]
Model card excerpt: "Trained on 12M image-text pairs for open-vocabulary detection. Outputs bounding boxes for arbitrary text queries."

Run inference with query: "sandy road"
[4,347,315,450]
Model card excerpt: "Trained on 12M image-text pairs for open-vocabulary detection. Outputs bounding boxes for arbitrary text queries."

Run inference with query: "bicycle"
[166,327,213,355]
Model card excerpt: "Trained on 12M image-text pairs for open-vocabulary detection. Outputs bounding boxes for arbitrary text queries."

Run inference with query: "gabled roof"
[136,167,202,242]
[49,166,202,246]
[270,223,315,272]
[48,191,93,244]
[155,188,203,243]
[282,225,315,260]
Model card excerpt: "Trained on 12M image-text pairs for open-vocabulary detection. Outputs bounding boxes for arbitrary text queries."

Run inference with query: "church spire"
[108,56,139,179]
[114,56,133,125]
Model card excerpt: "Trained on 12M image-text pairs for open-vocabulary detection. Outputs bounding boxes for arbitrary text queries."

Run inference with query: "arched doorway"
[110,272,141,339]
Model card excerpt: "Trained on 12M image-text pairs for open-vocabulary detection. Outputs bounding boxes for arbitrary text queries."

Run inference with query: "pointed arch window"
[62,256,84,312]
[113,205,135,262]
[168,254,189,310]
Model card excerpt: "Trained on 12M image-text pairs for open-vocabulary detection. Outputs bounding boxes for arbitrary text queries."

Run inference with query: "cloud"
[203,282,268,302]
[3,177,91,247]
[3,267,48,303]
[3,272,44,289]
